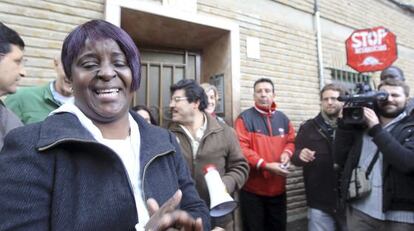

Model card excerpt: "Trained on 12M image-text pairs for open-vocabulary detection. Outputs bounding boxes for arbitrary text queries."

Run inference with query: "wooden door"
[133,49,201,126]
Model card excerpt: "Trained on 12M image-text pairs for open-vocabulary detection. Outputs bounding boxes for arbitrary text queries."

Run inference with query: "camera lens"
[351,108,363,120]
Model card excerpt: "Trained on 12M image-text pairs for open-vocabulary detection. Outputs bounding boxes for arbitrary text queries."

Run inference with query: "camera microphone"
[338,95,351,102]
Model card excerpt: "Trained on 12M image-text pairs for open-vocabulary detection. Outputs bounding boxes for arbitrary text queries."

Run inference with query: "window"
[329,68,372,93]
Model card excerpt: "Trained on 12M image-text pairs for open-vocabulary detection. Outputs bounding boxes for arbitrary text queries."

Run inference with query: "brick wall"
[198,0,414,222]
[198,0,319,220]
[0,0,104,86]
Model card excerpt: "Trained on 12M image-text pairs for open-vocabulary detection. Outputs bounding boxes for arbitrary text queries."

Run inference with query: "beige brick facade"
[0,0,104,86]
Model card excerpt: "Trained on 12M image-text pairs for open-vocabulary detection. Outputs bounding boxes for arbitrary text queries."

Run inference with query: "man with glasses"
[292,83,347,231]
[0,22,25,149]
[168,79,249,231]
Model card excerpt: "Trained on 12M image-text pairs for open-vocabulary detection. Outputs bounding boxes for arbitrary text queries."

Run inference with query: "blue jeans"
[308,208,347,231]
[308,208,336,231]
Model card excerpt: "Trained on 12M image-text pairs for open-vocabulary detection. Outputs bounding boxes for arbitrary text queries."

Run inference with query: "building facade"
[2,0,413,223]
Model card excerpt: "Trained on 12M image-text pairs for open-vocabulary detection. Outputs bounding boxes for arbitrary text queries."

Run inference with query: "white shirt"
[52,102,150,230]
[179,114,207,158]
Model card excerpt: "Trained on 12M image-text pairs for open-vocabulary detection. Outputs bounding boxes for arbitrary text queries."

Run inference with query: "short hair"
[200,83,218,99]
[170,79,208,111]
[0,22,25,55]
[254,78,274,92]
[132,105,158,125]
[61,20,141,91]
[320,83,346,100]
[378,78,409,97]
[380,66,405,81]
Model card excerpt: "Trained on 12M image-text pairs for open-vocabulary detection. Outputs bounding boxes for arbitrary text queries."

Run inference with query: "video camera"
[338,83,388,125]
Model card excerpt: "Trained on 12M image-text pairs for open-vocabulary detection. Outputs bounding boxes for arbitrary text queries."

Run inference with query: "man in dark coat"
[292,83,347,231]
[335,79,414,230]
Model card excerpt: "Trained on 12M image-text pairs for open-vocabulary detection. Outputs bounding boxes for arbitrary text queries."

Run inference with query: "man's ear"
[194,99,200,109]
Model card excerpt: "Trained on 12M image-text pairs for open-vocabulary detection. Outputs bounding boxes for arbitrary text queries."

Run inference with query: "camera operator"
[334,78,414,230]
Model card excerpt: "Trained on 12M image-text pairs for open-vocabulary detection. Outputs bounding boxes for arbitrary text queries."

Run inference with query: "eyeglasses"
[171,96,188,103]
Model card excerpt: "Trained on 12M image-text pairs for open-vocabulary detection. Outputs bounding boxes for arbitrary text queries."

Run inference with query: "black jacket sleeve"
[369,124,414,173]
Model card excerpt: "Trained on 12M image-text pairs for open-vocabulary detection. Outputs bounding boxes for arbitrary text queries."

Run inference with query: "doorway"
[133,49,201,126]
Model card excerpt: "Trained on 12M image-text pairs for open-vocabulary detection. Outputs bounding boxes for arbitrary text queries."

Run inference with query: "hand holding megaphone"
[204,164,238,217]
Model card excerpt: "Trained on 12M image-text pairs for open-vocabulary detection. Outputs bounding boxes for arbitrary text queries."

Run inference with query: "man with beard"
[334,79,414,230]
[292,83,347,231]
[380,66,414,115]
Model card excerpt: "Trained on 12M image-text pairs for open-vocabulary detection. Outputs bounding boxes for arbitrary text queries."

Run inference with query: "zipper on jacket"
[39,138,138,219]
[265,115,273,136]
[141,150,173,201]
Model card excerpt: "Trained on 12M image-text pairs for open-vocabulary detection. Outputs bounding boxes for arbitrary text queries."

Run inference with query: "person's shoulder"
[13,84,46,95]
[5,84,46,102]
[238,107,256,118]
[273,110,292,123]
[299,118,314,127]
[5,120,42,144]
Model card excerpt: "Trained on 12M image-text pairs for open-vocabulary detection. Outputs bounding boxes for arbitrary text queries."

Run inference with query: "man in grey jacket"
[0,22,25,149]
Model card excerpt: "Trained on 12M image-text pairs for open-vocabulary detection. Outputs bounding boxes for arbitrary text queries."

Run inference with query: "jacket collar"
[254,102,277,115]
[36,112,176,162]
[42,82,60,106]
[169,112,223,135]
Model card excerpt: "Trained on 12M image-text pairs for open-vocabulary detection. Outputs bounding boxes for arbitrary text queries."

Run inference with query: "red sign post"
[345,26,397,73]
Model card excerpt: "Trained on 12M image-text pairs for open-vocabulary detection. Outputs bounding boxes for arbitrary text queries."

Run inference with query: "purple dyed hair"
[61,19,141,91]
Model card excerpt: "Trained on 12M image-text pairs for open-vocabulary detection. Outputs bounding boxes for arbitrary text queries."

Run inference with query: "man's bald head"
[380,66,405,81]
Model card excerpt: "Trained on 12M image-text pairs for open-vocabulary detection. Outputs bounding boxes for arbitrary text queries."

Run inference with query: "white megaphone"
[204,164,238,217]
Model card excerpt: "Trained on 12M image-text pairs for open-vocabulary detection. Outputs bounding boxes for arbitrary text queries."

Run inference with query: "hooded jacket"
[235,104,295,196]
[0,112,210,231]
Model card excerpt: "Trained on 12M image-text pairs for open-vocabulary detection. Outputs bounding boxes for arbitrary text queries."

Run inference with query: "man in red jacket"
[235,78,295,231]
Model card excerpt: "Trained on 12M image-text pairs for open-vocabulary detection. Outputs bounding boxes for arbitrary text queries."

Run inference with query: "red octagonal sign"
[346,26,397,73]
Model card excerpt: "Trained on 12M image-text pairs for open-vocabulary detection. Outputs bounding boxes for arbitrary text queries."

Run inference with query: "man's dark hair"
[380,66,405,81]
[170,79,208,111]
[254,78,274,92]
[0,22,25,55]
[320,83,346,100]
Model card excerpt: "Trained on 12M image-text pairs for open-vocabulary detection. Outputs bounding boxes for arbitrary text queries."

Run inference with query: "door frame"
[105,0,241,122]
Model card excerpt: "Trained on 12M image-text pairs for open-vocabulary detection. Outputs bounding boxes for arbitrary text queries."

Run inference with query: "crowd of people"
[0,19,413,231]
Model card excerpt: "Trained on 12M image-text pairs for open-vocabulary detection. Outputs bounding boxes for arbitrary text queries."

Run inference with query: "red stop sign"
[346,26,397,73]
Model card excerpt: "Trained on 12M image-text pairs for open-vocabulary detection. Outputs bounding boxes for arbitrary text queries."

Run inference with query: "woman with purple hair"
[0,20,209,231]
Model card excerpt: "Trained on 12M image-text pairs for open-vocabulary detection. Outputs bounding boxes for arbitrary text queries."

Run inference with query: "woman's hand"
[145,190,203,231]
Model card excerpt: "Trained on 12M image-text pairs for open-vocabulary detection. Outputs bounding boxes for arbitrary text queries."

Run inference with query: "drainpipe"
[315,0,324,89]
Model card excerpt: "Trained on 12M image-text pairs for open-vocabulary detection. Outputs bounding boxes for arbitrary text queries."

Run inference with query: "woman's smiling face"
[71,38,133,123]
